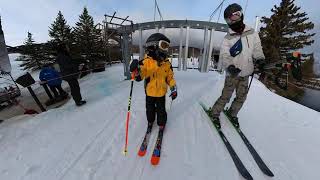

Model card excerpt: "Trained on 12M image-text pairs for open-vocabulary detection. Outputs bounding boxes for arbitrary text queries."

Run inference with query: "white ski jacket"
[218,25,265,77]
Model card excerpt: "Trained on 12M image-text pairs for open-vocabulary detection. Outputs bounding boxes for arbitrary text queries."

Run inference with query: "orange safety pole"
[124,71,136,156]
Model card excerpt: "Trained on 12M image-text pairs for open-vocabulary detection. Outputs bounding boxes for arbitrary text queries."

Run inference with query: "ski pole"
[124,71,136,156]
[248,73,254,91]
[169,99,173,111]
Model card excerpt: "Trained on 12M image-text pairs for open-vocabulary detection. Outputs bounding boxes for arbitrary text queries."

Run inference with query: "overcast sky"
[0,0,319,47]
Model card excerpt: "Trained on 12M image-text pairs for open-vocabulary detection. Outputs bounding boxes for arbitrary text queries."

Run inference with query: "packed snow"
[0,64,319,180]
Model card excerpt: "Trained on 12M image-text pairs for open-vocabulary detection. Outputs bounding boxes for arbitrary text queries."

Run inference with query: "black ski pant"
[146,96,167,127]
[49,85,67,98]
[66,78,82,103]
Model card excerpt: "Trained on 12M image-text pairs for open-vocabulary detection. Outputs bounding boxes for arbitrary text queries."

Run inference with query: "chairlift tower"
[102,13,134,80]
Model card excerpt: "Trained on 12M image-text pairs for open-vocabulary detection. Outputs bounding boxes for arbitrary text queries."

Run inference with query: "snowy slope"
[0,64,319,180]
[1,53,40,89]
[8,53,25,79]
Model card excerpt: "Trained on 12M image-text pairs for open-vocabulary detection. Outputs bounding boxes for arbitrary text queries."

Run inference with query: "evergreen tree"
[16,32,52,70]
[49,11,72,44]
[25,31,35,45]
[73,7,102,67]
[259,0,315,62]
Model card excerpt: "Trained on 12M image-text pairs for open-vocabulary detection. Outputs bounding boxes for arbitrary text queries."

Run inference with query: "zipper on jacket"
[155,71,158,91]
[246,36,250,48]
[245,36,250,64]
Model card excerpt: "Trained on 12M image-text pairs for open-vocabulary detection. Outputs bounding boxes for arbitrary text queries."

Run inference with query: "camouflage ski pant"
[211,76,249,118]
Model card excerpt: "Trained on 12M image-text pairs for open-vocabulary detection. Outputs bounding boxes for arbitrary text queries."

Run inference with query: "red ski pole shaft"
[124,71,136,156]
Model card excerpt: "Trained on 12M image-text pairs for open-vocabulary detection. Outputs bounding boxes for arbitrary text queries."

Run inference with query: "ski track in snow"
[0,64,320,180]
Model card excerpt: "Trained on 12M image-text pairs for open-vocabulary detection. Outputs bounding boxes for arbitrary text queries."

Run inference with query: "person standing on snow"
[129,33,177,139]
[130,33,177,164]
[211,3,265,129]
[56,43,86,106]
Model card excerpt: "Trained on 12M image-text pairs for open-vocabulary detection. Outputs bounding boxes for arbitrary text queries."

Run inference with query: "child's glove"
[169,86,177,100]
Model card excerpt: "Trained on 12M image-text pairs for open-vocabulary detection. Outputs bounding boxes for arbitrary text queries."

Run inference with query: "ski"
[223,110,274,177]
[150,127,165,166]
[138,124,153,157]
[200,103,253,180]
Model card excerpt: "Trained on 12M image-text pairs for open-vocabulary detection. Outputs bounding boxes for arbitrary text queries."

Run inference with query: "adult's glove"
[227,65,241,77]
[129,59,139,72]
[217,69,223,75]
[169,86,177,100]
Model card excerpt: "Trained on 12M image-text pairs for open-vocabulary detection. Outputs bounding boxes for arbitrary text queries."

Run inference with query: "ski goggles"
[225,10,243,25]
[146,40,170,52]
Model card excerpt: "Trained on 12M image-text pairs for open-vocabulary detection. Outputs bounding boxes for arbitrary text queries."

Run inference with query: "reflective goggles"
[146,40,170,52]
[225,10,243,25]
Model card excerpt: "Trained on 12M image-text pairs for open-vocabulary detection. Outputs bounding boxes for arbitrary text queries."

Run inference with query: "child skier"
[211,3,266,129]
[129,33,177,165]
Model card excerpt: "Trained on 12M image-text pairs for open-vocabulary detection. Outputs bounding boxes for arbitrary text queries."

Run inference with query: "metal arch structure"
[121,20,228,31]
[119,20,228,76]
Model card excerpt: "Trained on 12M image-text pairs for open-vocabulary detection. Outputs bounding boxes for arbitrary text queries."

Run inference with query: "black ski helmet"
[146,33,170,45]
[145,33,170,61]
[224,3,245,32]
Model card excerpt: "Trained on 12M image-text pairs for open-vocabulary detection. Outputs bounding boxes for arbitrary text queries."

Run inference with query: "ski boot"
[230,116,239,128]
[159,125,165,132]
[212,117,221,129]
[76,100,87,106]
[225,109,240,128]
[207,107,221,129]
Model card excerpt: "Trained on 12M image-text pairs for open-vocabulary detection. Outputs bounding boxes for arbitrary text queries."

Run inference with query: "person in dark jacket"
[39,65,68,99]
[56,43,86,106]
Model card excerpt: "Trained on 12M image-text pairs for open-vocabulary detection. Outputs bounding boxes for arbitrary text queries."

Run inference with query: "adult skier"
[56,43,86,106]
[211,3,265,129]
[129,33,177,164]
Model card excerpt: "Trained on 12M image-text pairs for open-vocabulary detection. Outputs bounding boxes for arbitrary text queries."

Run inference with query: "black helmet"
[145,33,170,61]
[224,3,245,32]
[146,33,170,45]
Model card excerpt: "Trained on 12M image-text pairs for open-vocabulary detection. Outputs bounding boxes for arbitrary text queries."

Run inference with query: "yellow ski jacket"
[137,56,176,97]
